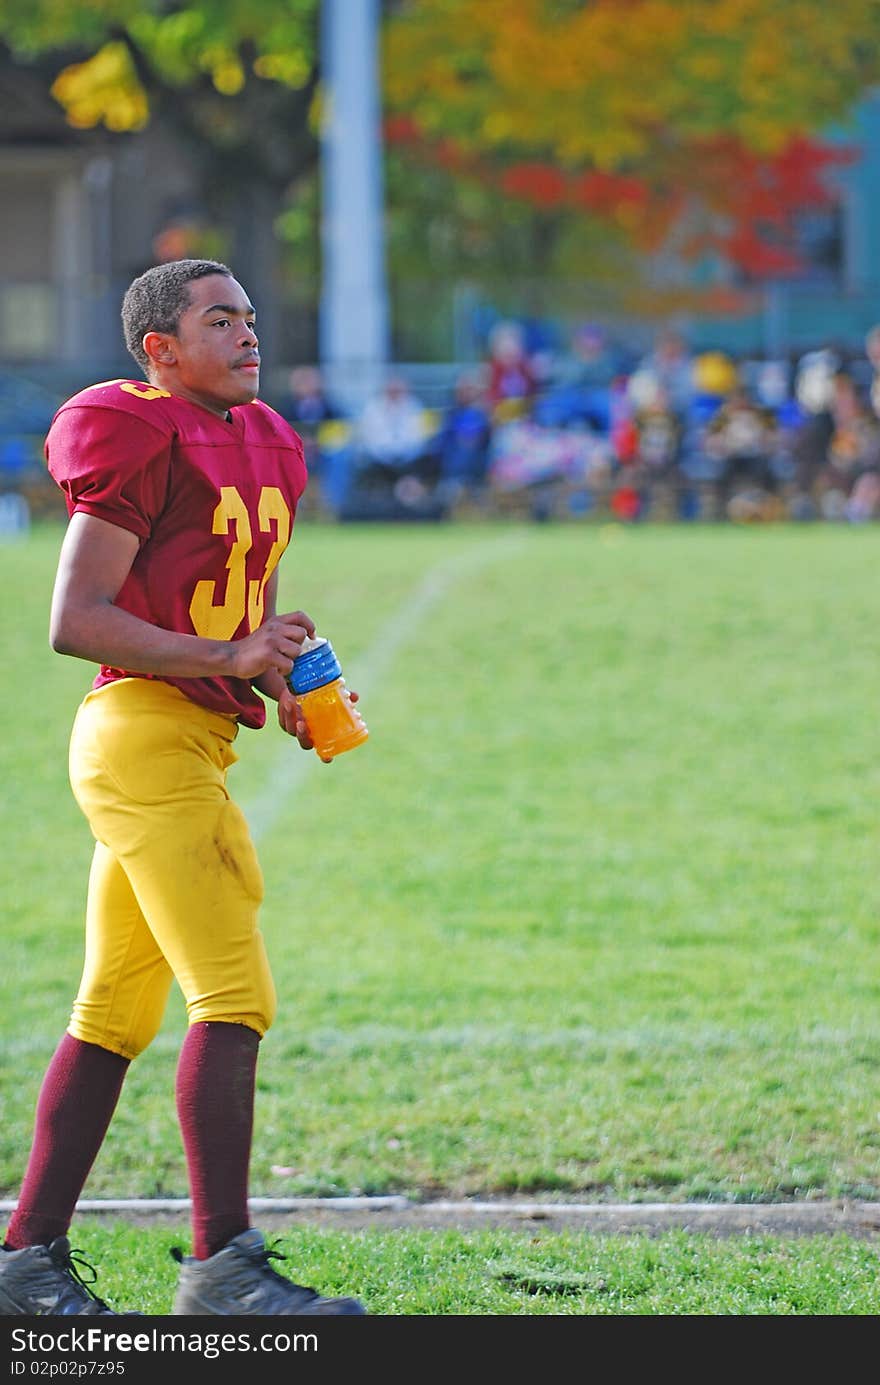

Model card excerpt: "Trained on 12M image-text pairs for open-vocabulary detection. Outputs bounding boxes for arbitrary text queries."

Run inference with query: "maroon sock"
[4,1034,129,1250]
[175,1021,260,1260]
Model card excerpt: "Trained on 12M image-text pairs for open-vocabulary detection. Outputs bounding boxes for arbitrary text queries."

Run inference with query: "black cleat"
[172,1229,366,1316]
[0,1236,139,1315]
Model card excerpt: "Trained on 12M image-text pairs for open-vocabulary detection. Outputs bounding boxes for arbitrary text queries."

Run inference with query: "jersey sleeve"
[45,390,174,540]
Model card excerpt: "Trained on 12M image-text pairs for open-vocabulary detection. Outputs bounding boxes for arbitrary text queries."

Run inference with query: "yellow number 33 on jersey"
[189,485,291,640]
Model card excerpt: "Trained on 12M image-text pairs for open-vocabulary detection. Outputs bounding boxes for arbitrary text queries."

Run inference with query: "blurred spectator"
[787,350,839,518]
[354,374,438,505]
[485,320,538,420]
[794,347,840,414]
[540,323,622,431]
[609,481,642,523]
[691,350,738,418]
[487,398,613,521]
[787,366,878,520]
[754,358,802,434]
[609,375,640,463]
[0,435,32,493]
[0,369,59,527]
[846,466,880,523]
[865,323,880,376]
[754,359,791,412]
[703,384,781,519]
[277,366,350,513]
[279,365,343,435]
[820,370,880,519]
[0,489,29,538]
[630,380,685,513]
[625,366,665,416]
[637,327,695,416]
[267,333,880,528]
[633,382,684,466]
[559,323,622,389]
[436,373,492,507]
[278,365,345,467]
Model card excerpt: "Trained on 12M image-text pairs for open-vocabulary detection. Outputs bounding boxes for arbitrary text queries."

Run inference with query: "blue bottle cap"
[287,638,342,694]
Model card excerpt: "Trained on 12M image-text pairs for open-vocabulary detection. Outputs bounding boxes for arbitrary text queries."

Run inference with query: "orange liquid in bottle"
[298,678,369,761]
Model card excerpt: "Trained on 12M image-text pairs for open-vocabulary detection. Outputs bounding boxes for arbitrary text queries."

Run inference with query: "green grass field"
[1,517,879,1314]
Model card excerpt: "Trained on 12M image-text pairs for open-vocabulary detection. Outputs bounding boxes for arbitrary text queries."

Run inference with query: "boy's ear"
[143,331,177,367]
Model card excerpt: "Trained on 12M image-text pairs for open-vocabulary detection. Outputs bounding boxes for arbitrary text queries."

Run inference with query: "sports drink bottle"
[286,637,368,762]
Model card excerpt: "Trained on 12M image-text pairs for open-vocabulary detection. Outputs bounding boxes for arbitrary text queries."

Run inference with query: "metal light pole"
[319,0,389,412]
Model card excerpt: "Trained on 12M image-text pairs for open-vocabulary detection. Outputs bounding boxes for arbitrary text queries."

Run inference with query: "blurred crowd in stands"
[2,318,880,534]
[277,321,880,525]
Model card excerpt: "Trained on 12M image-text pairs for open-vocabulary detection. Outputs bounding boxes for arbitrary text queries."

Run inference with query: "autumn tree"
[5,0,880,350]
[0,0,322,356]
[383,0,880,311]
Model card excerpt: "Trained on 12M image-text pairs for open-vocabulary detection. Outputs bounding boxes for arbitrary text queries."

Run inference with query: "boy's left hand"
[278,684,312,749]
[278,684,359,759]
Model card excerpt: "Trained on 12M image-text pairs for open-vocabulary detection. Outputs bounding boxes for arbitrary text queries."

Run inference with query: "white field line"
[0,1197,876,1226]
[242,533,525,843]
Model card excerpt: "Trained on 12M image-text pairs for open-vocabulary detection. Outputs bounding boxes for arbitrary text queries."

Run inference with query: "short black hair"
[121,258,234,373]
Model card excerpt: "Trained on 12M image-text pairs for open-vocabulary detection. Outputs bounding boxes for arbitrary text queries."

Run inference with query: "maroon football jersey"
[45,379,308,729]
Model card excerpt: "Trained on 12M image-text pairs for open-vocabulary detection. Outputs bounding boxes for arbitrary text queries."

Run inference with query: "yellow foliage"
[210,59,244,95]
[196,44,245,95]
[308,86,325,136]
[384,0,880,167]
[51,41,149,132]
[252,51,310,88]
[693,351,739,395]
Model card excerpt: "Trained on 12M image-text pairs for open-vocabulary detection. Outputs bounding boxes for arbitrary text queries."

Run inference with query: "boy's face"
[150,273,261,415]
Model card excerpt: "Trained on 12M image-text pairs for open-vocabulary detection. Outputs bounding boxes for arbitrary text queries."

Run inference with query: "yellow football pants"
[66,678,276,1059]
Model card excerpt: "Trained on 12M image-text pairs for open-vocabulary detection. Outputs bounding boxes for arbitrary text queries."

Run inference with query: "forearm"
[50,598,237,679]
[252,668,289,702]
[251,568,290,701]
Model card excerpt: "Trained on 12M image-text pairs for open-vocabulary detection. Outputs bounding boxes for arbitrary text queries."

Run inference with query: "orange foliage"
[384,116,854,278]
[384,0,874,280]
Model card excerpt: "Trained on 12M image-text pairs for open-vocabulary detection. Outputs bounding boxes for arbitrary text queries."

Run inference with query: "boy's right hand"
[228,610,316,680]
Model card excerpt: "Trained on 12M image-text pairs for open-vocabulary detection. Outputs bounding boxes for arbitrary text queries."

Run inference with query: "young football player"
[0,259,366,1317]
